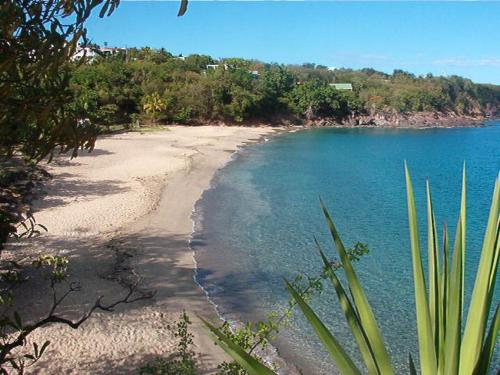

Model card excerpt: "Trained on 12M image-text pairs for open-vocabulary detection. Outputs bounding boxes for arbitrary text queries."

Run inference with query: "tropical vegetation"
[0,1,156,372]
[68,48,500,126]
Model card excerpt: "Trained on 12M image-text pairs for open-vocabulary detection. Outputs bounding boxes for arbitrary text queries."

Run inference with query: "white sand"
[5,126,277,374]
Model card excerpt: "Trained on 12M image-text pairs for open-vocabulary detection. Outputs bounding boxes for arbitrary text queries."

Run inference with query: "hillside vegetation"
[70,47,500,126]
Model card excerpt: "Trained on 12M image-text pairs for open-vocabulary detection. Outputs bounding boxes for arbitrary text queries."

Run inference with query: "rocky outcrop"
[344,110,486,128]
[307,108,498,128]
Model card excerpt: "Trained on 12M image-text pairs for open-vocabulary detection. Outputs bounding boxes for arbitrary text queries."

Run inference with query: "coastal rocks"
[305,109,493,128]
[350,110,486,128]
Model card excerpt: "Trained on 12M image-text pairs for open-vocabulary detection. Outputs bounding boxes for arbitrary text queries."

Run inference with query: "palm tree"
[143,93,167,125]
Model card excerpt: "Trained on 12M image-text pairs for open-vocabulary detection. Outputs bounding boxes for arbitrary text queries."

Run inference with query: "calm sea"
[192,121,500,374]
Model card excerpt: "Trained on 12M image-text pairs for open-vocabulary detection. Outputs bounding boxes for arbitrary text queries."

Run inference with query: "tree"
[143,93,167,124]
[0,2,180,372]
[0,0,188,162]
[0,254,154,373]
[258,65,295,114]
[286,80,346,119]
[0,0,126,259]
[184,54,215,72]
[66,47,499,127]
[0,0,124,163]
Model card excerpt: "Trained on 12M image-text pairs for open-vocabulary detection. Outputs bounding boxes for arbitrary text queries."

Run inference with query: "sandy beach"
[5,126,277,374]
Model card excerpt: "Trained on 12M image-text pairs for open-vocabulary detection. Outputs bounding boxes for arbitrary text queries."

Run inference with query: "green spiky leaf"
[404,163,438,374]
[315,238,380,374]
[285,280,362,374]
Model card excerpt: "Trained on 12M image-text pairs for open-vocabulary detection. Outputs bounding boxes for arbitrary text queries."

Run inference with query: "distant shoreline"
[167,112,496,130]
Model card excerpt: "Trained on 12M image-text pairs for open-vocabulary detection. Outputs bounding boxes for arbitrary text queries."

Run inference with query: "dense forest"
[69,47,500,127]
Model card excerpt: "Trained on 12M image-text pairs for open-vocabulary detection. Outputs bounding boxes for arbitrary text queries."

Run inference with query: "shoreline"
[5,121,496,373]
[181,112,497,130]
[188,135,300,375]
[5,126,278,374]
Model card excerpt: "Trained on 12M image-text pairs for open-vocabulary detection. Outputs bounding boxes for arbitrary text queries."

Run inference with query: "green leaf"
[39,341,50,356]
[98,1,110,18]
[285,280,362,375]
[409,353,417,375]
[9,359,19,370]
[426,180,441,357]
[472,303,500,375]
[438,224,449,374]
[201,317,276,375]
[444,169,467,375]
[460,176,500,374]
[404,163,438,375]
[320,200,394,374]
[315,238,380,374]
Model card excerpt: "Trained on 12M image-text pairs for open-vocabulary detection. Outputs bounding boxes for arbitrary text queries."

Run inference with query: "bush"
[139,311,197,375]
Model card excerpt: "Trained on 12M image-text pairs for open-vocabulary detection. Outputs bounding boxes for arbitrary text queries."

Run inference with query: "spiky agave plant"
[203,166,500,375]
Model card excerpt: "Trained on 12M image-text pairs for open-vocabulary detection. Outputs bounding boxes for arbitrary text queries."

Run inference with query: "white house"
[71,46,97,61]
[72,46,126,61]
[99,47,126,55]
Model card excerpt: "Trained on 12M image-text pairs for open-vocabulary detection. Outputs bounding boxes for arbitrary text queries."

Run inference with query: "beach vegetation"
[139,311,197,375]
[203,167,500,375]
[143,93,168,125]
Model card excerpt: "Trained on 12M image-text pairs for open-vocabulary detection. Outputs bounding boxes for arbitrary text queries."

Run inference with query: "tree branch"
[0,279,155,365]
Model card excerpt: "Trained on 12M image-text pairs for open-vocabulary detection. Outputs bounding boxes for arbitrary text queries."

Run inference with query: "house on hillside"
[329,83,353,90]
[71,46,97,61]
[99,47,126,56]
[72,46,126,61]
[206,64,234,71]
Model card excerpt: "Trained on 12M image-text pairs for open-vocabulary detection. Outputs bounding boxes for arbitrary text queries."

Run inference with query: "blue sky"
[86,1,500,84]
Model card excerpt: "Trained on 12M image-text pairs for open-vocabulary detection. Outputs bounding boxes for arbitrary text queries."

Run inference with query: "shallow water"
[192,121,500,374]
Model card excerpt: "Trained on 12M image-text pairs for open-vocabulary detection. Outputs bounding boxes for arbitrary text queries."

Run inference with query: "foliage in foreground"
[139,311,197,375]
[0,0,119,162]
[212,243,369,375]
[203,167,500,374]
[138,245,368,375]
[0,0,186,163]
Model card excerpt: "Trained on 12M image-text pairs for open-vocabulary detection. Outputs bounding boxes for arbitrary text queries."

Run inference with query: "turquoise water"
[192,121,500,374]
